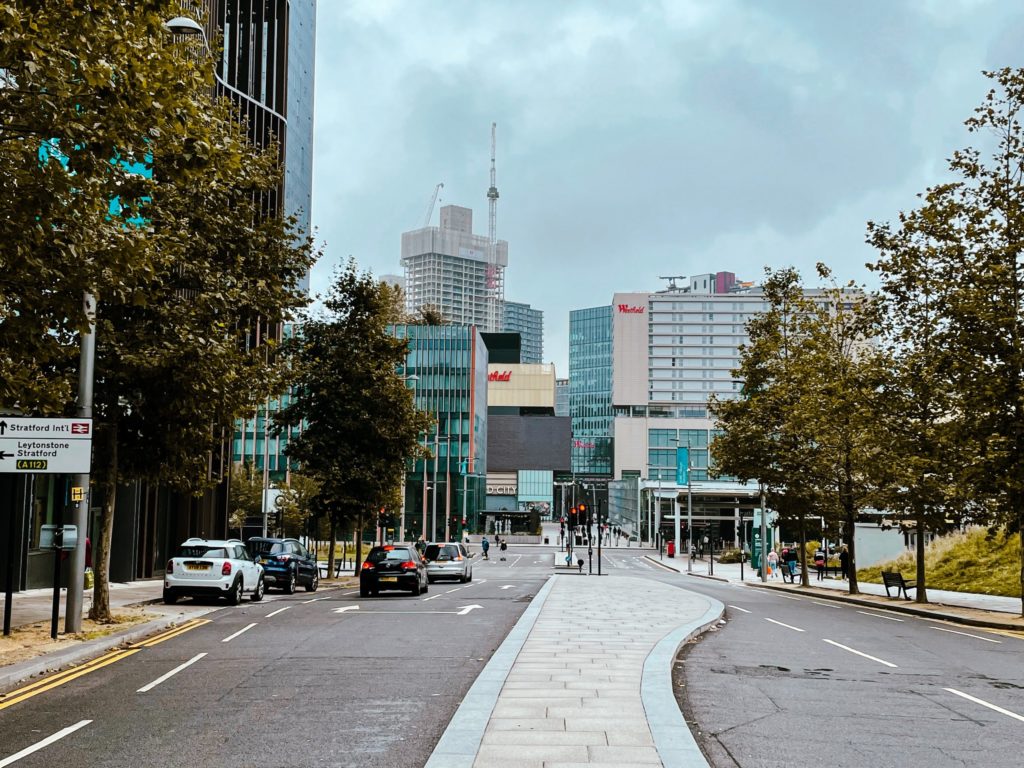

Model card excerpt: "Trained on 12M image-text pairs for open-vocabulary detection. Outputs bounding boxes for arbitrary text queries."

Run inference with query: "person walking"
[481,536,490,560]
[814,548,826,581]
[499,538,508,561]
[839,546,850,580]
[767,549,779,579]
[784,546,799,583]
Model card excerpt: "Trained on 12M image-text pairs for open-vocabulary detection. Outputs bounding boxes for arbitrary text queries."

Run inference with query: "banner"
[675,447,689,485]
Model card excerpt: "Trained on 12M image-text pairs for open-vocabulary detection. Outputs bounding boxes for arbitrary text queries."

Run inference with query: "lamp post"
[398,375,418,541]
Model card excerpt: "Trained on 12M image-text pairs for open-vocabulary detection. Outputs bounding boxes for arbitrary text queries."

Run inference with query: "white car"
[424,542,474,583]
[164,538,265,605]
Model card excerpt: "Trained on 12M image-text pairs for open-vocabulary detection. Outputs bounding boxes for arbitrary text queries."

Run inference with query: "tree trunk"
[845,504,859,595]
[327,515,337,580]
[798,514,809,587]
[915,510,929,604]
[354,510,363,574]
[89,428,117,622]
[1019,520,1023,618]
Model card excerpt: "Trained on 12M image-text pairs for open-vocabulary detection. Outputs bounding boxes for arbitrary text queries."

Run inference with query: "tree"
[277,472,320,538]
[867,68,1024,615]
[277,260,433,576]
[228,463,264,538]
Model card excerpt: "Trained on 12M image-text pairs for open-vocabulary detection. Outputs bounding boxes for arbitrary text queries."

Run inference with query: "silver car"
[424,542,474,583]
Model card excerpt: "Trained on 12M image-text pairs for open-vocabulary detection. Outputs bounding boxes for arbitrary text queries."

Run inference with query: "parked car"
[359,545,428,597]
[246,537,319,594]
[424,542,474,583]
[164,538,264,605]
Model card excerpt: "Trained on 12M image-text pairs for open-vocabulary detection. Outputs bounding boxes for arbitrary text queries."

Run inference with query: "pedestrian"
[784,547,799,582]
[814,548,826,581]
[499,538,508,561]
[767,549,779,579]
[839,546,849,580]
[481,536,490,560]
[415,536,426,556]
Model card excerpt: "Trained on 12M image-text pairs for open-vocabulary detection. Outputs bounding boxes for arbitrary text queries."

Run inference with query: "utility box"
[39,524,78,551]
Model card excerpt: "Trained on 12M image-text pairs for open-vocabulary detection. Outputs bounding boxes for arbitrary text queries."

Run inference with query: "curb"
[424,575,558,768]
[643,555,731,582]
[744,581,1023,631]
[642,595,723,768]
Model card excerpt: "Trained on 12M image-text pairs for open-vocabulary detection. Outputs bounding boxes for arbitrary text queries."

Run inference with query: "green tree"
[867,68,1024,614]
[277,260,432,577]
[228,463,264,538]
[277,472,320,538]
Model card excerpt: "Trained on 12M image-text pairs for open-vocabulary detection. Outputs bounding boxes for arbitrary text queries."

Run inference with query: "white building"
[401,204,508,331]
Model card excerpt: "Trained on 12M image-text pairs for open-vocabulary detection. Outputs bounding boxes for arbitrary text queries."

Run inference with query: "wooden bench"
[882,570,916,599]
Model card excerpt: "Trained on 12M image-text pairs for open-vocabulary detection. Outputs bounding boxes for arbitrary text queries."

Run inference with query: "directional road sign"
[0,417,92,474]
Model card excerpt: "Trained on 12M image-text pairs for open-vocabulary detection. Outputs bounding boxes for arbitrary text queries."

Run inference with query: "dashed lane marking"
[765,617,804,632]
[266,606,291,618]
[137,653,206,693]
[0,720,92,767]
[944,688,1024,723]
[857,610,904,622]
[221,623,257,643]
[727,605,751,614]
[930,626,1001,644]
[823,639,898,668]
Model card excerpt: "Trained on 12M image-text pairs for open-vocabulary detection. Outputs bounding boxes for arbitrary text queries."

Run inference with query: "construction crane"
[486,122,501,331]
[422,182,444,227]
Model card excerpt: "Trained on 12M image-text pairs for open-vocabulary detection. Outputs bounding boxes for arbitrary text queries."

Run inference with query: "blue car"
[246,537,319,594]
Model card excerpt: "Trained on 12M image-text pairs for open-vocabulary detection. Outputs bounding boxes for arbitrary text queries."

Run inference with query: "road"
[0,554,553,768]
[673,574,1024,768]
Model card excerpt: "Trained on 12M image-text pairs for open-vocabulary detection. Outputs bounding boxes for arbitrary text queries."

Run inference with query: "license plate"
[186,564,208,571]
[379,576,397,582]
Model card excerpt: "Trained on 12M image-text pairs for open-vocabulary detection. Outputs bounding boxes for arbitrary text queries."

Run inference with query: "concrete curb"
[424,575,558,768]
[642,595,724,768]
[643,555,732,583]
[744,581,1023,631]
[0,614,187,692]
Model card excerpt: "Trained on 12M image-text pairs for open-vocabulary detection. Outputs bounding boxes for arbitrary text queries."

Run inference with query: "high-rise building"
[555,378,569,417]
[503,301,543,363]
[285,0,316,294]
[568,305,614,478]
[401,205,508,331]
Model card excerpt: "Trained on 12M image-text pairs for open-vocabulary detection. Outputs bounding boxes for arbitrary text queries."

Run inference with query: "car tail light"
[401,561,418,570]
[166,560,173,573]
[222,562,232,576]
[361,561,375,571]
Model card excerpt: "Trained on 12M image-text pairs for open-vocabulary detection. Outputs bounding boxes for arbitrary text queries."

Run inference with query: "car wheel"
[305,571,319,593]
[427,576,434,584]
[410,578,421,596]
[468,570,473,582]
[459,573,467,583]
[228,578,243,606]
[250,575,265,602]
[359,584,370,598]
[284,569,297,594]
[162,589,177,605]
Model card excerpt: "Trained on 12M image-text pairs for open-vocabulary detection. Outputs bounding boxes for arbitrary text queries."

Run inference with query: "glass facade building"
[285,0,316,293]
[569,306,614,476]
[391,325,489,541]
[503,301,544,363]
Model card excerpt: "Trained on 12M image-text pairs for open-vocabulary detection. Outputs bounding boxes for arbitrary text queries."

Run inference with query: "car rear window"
[247,540,285,556]
[178,546,228,558]
[424,545,442,560]
[367,547,414,563]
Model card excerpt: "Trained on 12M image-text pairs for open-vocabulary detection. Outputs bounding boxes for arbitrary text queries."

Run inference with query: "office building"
[392,324,489,542]
[568,305,614,478]
[555,378,569,417]
[503,301,543,363]
[401,205,509,331]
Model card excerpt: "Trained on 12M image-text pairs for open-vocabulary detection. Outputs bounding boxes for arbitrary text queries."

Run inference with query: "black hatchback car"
[246,537,319,594]
[359,545,428,597]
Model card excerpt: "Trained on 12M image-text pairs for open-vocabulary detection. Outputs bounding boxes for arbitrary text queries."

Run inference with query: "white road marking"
[422,593,442,601]
[944,688,1024,723]
[857,610,904,622]
[0,720,92,767]
[774,594,803,601]
[727,605,751,614]
[930,626,1002,644]
[333,606,360,614]
[765,617,804,632]
[221,623,257,643]
[342,590,359,595]
[810,601,841,608]
[823,639,898,668]
[475,579,487,584]
[266,606,291,618]
[445,587,463,593]
[302,596,331,604]
[137,653,207,693]
[457,604,483,615]
[500,585,514,590]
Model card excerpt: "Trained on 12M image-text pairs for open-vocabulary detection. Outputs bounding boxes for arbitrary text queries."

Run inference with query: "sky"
[309,0,1022,374]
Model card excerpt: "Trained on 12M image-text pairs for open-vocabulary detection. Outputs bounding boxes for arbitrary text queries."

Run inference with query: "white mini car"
[164,538,265,604]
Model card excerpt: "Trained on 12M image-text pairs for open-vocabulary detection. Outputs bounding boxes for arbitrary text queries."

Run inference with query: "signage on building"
[487,484,518,496]
[0,417,93,474]
[617,304,645,314]
[572,440,596,449]
[488,370,512,382]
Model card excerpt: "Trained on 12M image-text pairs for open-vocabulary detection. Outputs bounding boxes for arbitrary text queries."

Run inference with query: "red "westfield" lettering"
[488,370,512,382]
[617,304,645,314]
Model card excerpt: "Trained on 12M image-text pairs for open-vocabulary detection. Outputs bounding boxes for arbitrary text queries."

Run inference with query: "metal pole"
[686,468,693,573]
[760,483,768,583]
[597,499,603,575]
[421,432,428,539]
[431,430,439,542]
[51,542,62,640]
[261,398,270,537]
[4,488,18,636]
[65,291,95,633]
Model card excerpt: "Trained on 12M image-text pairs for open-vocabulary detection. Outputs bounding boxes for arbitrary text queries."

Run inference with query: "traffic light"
[578,503,588,526]
[569,506,578,528]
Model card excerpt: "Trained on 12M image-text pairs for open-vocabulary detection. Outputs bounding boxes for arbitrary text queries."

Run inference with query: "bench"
[881,570,916,599]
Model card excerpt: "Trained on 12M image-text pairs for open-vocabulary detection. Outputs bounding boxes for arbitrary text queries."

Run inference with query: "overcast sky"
[309,0,1021,374]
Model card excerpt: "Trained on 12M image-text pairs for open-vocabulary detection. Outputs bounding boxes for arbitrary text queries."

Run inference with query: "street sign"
[0,417,92,474]
[71,486,85,502]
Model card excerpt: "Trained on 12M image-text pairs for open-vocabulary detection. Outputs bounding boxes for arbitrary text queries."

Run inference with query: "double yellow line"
[0,618,210,711]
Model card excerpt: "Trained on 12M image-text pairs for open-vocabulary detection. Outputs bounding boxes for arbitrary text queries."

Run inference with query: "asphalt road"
[673,574,1024,768]
[0,554,552,768]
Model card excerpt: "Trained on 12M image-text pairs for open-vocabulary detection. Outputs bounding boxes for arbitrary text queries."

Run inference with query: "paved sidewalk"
[426,574,723,768]
[1,579,165,631]
[648,554,1024,628]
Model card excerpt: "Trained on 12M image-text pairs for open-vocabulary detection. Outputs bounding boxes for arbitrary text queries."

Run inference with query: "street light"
[398,375,418,541]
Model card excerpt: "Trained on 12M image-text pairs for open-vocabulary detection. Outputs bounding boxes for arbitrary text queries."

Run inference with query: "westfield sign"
[617,304,645,314]
[488,370,512,382]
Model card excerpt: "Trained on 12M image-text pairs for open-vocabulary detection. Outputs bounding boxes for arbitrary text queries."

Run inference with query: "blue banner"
[676,447,689,485]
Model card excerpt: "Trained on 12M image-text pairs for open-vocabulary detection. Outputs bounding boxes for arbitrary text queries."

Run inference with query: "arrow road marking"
[457,604,482,615]
[0,720,92,768]
[333,605,360,614]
